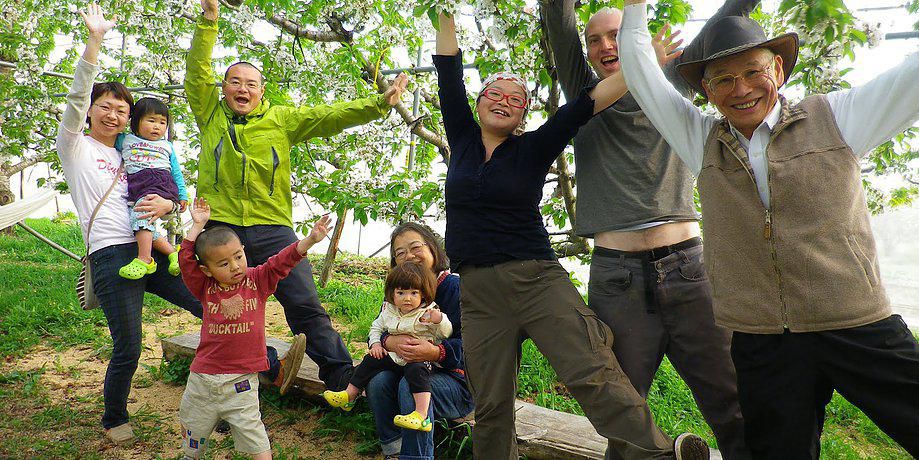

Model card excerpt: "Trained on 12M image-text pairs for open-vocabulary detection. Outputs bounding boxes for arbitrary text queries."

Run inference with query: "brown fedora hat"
[677,16,798,95]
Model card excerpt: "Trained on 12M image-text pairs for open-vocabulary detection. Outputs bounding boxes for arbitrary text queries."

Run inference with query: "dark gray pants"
[460,259,674,460]
[589,243,749,460]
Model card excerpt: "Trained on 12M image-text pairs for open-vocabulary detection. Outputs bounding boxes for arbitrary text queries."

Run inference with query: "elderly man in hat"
[618,0,919,457]
[541,1,760,457]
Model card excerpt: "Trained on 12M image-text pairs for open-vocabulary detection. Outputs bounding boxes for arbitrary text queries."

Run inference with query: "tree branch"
[2,154,45,175]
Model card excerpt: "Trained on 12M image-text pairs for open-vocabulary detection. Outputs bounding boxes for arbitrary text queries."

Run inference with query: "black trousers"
[209,222,354,390]
[731,315,919,459]
[351,354,432,394]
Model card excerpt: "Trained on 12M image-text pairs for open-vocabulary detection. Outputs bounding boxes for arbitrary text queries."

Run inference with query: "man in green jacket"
[186,0,408,390]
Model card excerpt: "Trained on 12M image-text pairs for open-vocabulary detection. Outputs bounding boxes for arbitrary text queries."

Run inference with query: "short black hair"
[194,226,242,265]
[87,82,134,127]
[223,61,264,84]
[130,97,172,139]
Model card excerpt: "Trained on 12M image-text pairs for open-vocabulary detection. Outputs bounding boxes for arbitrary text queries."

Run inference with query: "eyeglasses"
[481,87,527,109]
[92,103,129,119]
[393,242,429,261]
[223,79,263,91]
[704,63,774,97]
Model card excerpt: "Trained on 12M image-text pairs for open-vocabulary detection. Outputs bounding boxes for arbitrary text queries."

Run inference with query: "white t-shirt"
[56,58,135,255]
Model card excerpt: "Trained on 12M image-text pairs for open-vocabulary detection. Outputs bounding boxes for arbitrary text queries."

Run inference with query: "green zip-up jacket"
[185,16,390,227]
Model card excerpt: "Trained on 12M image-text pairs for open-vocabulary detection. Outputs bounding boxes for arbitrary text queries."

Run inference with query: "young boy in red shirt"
[178,197,331,459]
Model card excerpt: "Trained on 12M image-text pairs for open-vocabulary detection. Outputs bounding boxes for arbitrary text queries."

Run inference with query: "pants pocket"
[575,306,613,353]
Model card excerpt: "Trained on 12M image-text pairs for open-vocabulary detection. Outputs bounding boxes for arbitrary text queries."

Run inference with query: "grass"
[1,218,915,459]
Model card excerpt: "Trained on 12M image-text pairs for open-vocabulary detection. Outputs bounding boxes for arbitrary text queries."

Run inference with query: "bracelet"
[437,344,446,363]
[171,201,179,215]
[381,335,390,351]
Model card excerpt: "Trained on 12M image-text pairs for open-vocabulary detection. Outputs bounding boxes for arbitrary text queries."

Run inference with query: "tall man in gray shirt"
[542,1,756,458]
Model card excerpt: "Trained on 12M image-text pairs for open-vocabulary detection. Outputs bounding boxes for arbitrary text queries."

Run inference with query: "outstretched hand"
[653,23,684,68]
[384,73,409,106]
[80,3,117,39]
[190,197,211,225]
[307,214,333,245]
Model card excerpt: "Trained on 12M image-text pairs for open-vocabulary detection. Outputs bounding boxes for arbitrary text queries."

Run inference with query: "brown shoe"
[674,433,710,460]
[105,422,135,446]
[275,333,306,395]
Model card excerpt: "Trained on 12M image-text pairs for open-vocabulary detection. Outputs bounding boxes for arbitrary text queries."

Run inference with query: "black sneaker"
[215,419,231,435]
[674,433,710,460]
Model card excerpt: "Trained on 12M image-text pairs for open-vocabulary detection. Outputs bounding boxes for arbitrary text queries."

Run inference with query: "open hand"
[384,73,409,106]
[80,3,117,39]
[653,23,684,68]
[369,343,386,359]
[307,214,332,245]
[190,197,210,225]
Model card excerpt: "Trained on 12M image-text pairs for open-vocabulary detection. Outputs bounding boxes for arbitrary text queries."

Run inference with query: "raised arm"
[619,0,716,175]
[434,12,477,145]
[825,51,919,158]
[540,0,596,99]
[436,12,459,56]
[58,4,116,148]
[184,0,222,127]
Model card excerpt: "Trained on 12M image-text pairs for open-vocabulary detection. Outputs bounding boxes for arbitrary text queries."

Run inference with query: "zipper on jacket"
[764,209,772,239]
[212,138,223,191]
[268,147,280,196]
[227,121,247,188]
[724,142,788,328]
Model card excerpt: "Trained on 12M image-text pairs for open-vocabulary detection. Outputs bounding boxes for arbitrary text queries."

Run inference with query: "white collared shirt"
[617,3,919,209]
[731,101,782,206]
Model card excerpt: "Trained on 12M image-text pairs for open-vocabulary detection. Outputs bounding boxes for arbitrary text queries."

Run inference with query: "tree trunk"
[318,210,347,287]
[0,173,15,236]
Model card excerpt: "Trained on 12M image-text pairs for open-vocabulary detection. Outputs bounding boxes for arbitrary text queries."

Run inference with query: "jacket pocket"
[268,147,280,196]
[846,234,878,288]
[212,138,223,191]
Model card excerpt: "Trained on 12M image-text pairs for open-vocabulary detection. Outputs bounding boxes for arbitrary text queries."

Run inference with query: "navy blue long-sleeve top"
[435,52,596,270]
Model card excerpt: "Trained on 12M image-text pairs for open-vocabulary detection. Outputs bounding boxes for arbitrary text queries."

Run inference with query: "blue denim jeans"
[365,370,473,460]
[91,242,203,429]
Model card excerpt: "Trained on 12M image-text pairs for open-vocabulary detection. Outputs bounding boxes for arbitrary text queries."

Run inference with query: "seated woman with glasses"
[432,10,709,460]
[363,223,473,460]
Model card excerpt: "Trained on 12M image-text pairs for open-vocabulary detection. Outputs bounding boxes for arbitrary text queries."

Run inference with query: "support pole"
[16,222,82,262]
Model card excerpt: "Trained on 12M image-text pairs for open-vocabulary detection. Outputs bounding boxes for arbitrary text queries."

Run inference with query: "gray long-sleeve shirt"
[541,0,759,236]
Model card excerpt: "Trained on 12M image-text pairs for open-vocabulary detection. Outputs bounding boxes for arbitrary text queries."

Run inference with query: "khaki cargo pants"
[458,259,674,459]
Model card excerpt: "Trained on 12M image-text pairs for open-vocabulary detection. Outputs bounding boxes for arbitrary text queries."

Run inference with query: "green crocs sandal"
[321,390,356,412]
[119,258,156,280]
[168,251,180,276]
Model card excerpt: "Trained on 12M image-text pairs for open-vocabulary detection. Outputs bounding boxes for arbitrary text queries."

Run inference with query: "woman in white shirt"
[56,4,202,445]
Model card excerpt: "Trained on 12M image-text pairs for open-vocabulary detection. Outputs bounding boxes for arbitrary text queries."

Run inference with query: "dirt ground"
[3,301,371,460]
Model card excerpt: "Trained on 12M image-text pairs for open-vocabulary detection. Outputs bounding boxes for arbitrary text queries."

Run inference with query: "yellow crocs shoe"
[119,258,157,280]
[321,390,356,412]
[393,411,432,432]
[168,251,181,276]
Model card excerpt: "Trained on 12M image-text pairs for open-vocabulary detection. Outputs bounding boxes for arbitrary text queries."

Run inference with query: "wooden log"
[162,333,721,460]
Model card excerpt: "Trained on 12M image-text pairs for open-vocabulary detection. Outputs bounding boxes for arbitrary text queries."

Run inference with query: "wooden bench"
[162,334,721,459]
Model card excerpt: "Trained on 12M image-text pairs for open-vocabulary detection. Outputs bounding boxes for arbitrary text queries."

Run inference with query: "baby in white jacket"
[322,262,452,432]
